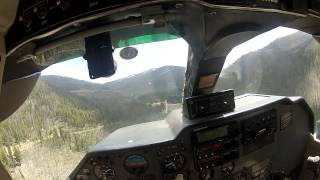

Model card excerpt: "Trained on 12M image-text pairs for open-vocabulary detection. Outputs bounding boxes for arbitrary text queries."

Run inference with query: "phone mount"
[83,32,116,79]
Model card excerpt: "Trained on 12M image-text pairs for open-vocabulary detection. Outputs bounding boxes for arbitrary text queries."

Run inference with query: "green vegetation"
[0,66,185,179]
[0,81,103,146]
[41,66,185,130]
[0,81,106,179]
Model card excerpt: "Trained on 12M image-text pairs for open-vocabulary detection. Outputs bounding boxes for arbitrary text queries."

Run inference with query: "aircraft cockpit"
[1,0,320,180]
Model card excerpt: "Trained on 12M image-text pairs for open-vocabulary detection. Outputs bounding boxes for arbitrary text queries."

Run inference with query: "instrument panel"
[5,0,316,50]
[69,94,314,180]
[5,0,145,49]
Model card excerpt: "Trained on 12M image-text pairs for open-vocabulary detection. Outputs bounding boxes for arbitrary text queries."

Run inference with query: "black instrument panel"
[69,94,314,180]
[5,0,147,49]
[6,0,320,85]
[6,0,317,50]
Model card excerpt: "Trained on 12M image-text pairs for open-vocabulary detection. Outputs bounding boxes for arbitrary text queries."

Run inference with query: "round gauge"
[124,154,148,174]
[162,152,185,172]
[120,47,138,60]
[93,164,115,180]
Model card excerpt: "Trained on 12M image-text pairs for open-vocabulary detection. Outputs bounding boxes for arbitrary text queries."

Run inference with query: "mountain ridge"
[216,31,320,121]
[40,65,186,130]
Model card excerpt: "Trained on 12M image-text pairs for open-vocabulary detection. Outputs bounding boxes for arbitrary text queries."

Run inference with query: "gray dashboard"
[70,94,314,180]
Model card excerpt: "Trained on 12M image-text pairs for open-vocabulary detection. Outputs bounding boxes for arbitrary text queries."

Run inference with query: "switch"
[37,7,48,20]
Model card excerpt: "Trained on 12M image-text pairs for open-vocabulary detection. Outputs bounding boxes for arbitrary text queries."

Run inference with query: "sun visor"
[0,73,39,121]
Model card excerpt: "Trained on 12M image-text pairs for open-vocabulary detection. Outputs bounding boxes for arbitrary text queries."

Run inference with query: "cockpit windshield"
[0,38,189,179]
[1,26,320,180]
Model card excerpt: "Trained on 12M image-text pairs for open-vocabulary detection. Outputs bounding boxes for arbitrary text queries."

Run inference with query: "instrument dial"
[90,156,115,180]
[162,152,185,172]
[125,154,148,174]
[93,164,115,180]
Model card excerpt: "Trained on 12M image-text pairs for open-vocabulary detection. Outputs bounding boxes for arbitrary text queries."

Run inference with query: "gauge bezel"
[124,154,149,175]
[161,152,186,172]
[91,156,116,180]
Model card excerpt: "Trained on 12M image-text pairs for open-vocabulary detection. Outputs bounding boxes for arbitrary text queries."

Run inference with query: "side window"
[216,28,320,137]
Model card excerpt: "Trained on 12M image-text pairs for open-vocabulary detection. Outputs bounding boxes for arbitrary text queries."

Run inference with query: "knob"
[221,162,235,176]
[162,152,185,172]
[57,0,71,10]
[200,169,214,180]
[37,7,48,20]
[19,14,32,27]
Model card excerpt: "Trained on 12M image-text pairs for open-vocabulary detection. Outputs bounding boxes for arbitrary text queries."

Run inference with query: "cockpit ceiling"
[3,0,320,84]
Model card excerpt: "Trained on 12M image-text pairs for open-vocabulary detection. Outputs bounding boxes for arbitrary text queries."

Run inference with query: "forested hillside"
[216,31,320,131]
[0,80,105,179]
[0,66,186,179]
[0,81,103,144]
[216,31,316,97]
[42,66,185,130]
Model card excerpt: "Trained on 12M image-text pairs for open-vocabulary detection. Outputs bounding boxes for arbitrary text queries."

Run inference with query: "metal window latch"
[141,5,179,27]
[307,156,320,179]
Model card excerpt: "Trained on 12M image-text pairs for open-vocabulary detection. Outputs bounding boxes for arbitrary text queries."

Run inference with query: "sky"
[41,27,298,84]
[42,38,189,84]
